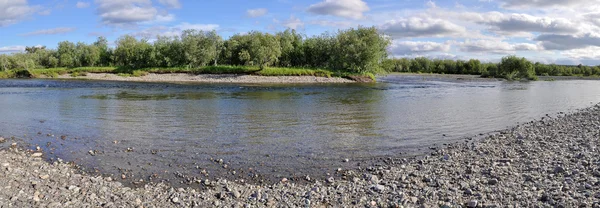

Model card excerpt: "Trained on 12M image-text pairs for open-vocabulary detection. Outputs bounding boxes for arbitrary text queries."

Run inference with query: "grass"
[0,65,373,80]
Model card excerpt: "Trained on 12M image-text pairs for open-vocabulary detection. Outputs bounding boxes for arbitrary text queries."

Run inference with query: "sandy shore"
[56,73,355,84]
[1,104,600,207]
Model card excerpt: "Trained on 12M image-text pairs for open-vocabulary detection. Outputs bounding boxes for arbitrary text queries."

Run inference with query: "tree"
[247,32,281,70]
[497,55,537,80]
[57,41,77,67]
[94,37,112,66]
[333,27,390,74]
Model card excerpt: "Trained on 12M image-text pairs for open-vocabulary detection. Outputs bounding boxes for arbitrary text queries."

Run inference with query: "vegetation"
[382,56,600,80]
[1,25,599,81]
[0,27,388,79]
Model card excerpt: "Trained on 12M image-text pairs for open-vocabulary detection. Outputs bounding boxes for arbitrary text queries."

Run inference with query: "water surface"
[1,76,599,184]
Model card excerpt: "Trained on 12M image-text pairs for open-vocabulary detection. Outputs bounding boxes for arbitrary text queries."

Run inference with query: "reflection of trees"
[312,86,385,158]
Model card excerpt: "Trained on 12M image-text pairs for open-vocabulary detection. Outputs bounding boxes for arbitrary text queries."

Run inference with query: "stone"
[371,184,385,192]
[31,152,43,157]
[0,137,5,143]
[281,178,288,183]
[171,197,179,204]
[467,200,478,208]
[327,177,335,183]
[409,197,418,204]
[88,150,95,156]
[488,179,498,185]
[232,191,241,198]
[554,166,565,174]
[39,175,50,180]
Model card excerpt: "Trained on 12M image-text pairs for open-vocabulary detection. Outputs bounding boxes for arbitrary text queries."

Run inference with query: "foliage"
[497,55,537,80]
[0,27,390,76]
[2,26,599,80]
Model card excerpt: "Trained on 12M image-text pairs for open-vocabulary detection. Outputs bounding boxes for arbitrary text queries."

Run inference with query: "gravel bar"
[55,73,355,84]
[1,104,600,207]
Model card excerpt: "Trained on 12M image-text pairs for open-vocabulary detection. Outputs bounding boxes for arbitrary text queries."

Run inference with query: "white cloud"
[535,33,600,50]
[157,0,181,9]
[477,13,579,35]
[94,0,175,27]
[38,9,51,15]
[247,8,268,18]
[457,39,541,54]
[0,0,38,27]
[499,0,594,9]
[20,27,77,36]
[281,16,304,30]
[562,46,600,60]
[0,46,26,53]
[307,0,369,20]
[308,20,352,28]
[379,17,467,38]
[132,23,219,38]
[76,1,91,8]
[388,41,451,56]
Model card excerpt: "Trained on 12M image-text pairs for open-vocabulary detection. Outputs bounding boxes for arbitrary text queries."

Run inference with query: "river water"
[1,75,600,185]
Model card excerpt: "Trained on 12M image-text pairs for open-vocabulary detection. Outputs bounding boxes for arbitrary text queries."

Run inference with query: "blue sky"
[1,0,600,65]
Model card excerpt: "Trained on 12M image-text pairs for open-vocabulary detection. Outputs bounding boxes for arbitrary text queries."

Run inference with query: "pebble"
[467,200,478,207]
[326,177,334,183]
[171,197,179,204]
[31,153,43,157]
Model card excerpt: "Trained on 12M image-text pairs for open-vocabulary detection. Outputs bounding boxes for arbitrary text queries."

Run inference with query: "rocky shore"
[55,73,355,84]
[1,104,600,207]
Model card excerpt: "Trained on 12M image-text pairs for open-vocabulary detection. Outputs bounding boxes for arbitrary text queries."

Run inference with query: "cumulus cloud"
[535,33,600,50]
[379,17,466,38]
[94,0,175,26]
[76,1,91,8]
[247,8,268,18]
[308,20,352,28]
[132,23,219,38]
[280,16,304,30]
[478,13,579,35]
[20,27,77,36]
[307,0,369,20]
[388,41,451,56]
[0,46,26,53]
[157,0,181,9]
[562,46,600,60]
[0,0,38,27]
[499,0,593,9]
[457,39,540,54]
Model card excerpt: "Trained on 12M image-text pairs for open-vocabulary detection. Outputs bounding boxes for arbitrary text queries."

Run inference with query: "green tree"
[497,55,537,80]
[333,27,390,74]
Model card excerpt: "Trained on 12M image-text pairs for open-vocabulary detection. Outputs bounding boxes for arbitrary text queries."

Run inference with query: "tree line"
[1,26,599,80]
[382,56,600,80]
[0,27,390,75]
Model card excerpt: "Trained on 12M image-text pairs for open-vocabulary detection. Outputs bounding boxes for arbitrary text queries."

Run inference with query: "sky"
[1,0,599,65]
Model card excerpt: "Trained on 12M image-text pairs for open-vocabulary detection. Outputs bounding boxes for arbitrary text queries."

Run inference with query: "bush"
[132,70,149,77]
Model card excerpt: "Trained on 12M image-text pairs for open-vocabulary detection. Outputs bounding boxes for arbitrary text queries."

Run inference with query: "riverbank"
[386,72,600,82]
[55,73,355,84]
[2,103,599,207]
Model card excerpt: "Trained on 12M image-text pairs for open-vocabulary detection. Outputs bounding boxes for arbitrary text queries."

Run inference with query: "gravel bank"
[1,104,600,207]
[56,73,355,84]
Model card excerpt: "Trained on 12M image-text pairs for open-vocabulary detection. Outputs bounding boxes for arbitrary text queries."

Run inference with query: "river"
[1,75,599,185]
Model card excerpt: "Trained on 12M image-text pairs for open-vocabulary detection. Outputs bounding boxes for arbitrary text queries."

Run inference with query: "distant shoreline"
[386,72,600,81]
[52,73,356,84]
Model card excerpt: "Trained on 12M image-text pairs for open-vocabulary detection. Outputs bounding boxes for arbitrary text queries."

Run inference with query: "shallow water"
[1,76,600,185]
